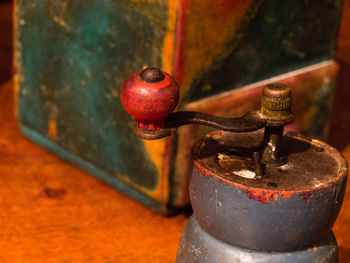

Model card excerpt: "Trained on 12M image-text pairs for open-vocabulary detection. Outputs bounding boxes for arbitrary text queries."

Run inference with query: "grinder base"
[190,130,347,251]
[176,216,338,263]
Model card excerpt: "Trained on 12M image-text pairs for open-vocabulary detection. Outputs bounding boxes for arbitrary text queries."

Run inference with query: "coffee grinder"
[121,67,347,263]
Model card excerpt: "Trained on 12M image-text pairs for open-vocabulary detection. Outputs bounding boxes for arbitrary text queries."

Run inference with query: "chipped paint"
[301,192,312,201]
[245,189,293,204]
[234,169,256,179]
[48,119,57,139]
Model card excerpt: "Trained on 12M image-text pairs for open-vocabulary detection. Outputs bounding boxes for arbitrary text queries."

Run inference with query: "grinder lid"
[192,130,347,191]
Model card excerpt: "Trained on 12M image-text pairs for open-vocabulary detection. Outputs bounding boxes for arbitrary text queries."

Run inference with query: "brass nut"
[261,83,292,119]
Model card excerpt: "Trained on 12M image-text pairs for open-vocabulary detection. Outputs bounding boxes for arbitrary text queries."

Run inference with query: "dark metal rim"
[192,131,348,193]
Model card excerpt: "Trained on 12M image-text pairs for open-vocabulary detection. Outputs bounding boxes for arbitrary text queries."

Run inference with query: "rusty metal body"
[175,130,347,262]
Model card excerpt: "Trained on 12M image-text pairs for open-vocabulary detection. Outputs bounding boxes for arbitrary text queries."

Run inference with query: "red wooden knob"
[121,67,179,130]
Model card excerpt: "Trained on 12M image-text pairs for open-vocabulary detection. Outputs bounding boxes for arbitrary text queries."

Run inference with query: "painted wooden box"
[15,0,343,213]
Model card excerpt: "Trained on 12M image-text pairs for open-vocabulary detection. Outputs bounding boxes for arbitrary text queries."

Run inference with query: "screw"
[253,151,264,178]
[140,67,165,83]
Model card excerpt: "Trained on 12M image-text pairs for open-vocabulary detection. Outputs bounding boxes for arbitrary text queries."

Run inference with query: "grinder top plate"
[192,130,347,191]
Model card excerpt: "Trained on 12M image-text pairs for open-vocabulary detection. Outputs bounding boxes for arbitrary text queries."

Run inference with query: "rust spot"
[245,189,292,204]
[302,192,312,201]
[246,189,275,204]
[44,187,67,200]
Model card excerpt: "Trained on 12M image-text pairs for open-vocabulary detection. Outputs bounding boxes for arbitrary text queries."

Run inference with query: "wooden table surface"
[0,80,188,262]
[1,1,350,262]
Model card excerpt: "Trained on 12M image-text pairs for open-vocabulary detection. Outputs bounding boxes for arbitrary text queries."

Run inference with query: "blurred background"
[0,0,350,262]
[0,1,12,84]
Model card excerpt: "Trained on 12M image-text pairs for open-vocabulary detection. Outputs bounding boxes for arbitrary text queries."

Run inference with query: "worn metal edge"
[19,123,174,214]
[192,131,348,194]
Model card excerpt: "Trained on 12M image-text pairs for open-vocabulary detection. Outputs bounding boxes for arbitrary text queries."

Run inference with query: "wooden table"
[0,80,187,262]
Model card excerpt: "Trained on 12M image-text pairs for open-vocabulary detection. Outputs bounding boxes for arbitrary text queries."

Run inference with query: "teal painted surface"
[184,0,343,102]
[17,0,170,191]
[20,124,168,213]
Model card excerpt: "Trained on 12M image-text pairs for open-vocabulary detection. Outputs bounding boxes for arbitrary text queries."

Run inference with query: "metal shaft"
[261,126,285,166]
[260,83,293,167]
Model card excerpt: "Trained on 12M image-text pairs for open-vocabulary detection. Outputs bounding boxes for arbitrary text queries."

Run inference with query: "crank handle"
[121,67,294,140]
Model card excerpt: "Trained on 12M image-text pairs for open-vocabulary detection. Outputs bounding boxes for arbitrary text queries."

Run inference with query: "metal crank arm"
[135,111,266,140]
[121,67,294,166]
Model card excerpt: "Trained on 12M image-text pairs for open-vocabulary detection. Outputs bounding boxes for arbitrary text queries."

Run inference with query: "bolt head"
[140,67,165,83]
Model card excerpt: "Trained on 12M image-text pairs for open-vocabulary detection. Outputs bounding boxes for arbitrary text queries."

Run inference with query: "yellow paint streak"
[123,138,169,201]
[162,0,177,73]
[180,0,256,97]
[114,169,164,205]
[124,0,178,204]
[144,139,167,180]
[114,136,170,202]
[48,120,57,139]
[115,138,171,203]
[107,2,180,204]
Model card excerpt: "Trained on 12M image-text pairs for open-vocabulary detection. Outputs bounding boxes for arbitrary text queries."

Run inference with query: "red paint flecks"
[246,190,277,204]
[302,192,312,201]
[245,189,293,204]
